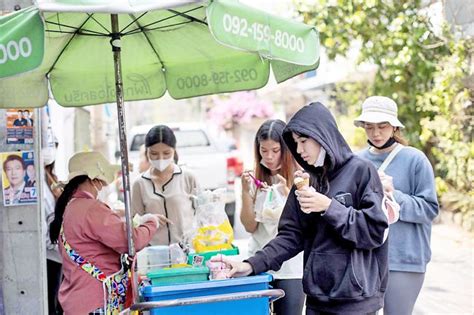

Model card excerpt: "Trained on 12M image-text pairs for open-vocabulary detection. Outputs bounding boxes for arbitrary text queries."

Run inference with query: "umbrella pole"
[110,14,135,258]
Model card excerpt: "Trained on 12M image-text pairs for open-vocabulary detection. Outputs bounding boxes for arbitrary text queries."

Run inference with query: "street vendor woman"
[132,125,199,245]
[49,151,165,314]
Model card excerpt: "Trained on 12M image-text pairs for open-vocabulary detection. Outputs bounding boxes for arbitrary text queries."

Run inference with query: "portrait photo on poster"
[5,108,34,144]
[1,151,37,206]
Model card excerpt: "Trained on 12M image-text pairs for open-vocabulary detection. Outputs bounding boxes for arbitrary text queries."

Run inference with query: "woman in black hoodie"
[214,103,389,314]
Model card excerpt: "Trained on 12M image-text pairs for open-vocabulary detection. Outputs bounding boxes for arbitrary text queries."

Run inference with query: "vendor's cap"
[63,151,120,185]
[354,96,404,128]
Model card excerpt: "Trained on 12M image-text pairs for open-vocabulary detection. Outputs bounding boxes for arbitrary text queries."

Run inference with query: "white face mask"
[150,158,173,172]
[91,180,104,201]
[260,159,281,171]
[313,147,327,167]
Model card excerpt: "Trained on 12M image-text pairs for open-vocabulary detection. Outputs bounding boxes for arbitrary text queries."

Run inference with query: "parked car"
[127,123,244,225]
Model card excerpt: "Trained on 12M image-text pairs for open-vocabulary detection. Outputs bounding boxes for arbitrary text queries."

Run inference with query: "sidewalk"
[414,222,473,314]
[234,221,473,314]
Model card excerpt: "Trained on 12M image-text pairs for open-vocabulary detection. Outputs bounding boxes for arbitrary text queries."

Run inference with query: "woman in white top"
[132,125,199,245]
[240,119,305,315]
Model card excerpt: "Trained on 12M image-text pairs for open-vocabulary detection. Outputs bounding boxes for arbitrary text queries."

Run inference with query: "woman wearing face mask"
[240,119,305,315]
[213,103,389,315]
[49,151,162,314]
[131,125,199,245]
[354,96,439,315]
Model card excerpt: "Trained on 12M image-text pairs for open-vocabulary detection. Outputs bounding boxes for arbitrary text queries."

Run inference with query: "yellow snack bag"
[191,188,234,253]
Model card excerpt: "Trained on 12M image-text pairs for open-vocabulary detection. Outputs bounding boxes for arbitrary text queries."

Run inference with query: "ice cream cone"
[294,177,309,190]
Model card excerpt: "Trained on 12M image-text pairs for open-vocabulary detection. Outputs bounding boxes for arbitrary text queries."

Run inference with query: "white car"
[127,123,243,225]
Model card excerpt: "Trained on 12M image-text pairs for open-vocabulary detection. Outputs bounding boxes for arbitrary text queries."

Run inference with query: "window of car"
[130,129,210,151]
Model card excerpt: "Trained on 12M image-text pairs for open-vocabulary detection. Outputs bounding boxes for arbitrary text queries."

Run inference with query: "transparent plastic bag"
[381,192,401,243]
[191,188,234,253]
[255,185,285,223]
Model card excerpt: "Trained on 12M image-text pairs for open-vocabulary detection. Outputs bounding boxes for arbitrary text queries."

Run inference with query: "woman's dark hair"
[254,119,295,189]
[3,154,25,172]
[49,175,89,244]
[145,125,179,163]
[292,130,330,194]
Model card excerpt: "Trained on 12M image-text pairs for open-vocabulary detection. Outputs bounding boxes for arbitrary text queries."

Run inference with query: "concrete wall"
[445,0,474,38]
[0,108,47,315]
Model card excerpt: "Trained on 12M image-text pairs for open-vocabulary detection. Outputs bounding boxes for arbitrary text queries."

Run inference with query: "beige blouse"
[131,165,198,245]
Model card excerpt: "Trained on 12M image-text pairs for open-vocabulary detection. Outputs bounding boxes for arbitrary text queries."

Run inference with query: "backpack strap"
[378,143,404,172]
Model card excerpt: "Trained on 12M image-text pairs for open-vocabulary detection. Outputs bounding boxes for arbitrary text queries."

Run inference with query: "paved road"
[234,216,473,314]
[414,223,473,315]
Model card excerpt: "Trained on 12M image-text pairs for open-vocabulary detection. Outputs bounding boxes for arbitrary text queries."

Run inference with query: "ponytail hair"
[49,175,89,244]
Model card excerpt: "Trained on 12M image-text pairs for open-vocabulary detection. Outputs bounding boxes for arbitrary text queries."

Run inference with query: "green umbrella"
[0,0,319,257]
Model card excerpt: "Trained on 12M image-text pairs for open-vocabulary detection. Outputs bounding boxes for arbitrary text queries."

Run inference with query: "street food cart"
[0,0,319,312]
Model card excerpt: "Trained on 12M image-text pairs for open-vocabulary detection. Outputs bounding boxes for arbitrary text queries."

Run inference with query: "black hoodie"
[246,103,389,314]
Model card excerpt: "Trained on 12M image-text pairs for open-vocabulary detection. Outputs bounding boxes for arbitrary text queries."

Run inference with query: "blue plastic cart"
[133,274,283,315]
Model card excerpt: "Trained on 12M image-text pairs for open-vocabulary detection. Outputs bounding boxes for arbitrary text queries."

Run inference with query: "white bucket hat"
[62,151,120,186]
[354,96,405,128]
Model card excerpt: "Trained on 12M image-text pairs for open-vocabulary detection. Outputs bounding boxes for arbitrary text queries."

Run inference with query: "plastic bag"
[381,192,400,243]
[191,188,234,253]
[255,185,285,223]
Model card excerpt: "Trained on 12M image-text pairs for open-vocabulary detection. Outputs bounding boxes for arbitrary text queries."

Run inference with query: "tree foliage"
[295,0,473,219]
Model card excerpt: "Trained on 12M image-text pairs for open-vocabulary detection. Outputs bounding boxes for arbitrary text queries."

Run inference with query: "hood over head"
[283,102,353,175]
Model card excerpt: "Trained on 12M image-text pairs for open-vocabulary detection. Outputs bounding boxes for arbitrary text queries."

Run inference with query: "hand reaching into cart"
[210,254,253,278]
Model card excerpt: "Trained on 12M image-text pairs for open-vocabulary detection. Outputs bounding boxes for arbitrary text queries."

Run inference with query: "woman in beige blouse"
[131,125,199,245]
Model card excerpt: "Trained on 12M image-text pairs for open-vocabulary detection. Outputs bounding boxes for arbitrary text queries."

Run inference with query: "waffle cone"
[294,177,309,190]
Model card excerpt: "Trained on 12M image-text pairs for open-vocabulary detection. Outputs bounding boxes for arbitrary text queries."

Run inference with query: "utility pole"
[0,108,47,314]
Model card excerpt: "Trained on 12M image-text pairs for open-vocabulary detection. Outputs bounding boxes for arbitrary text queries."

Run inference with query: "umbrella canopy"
[0,0,319,260]
[0,0,319,107]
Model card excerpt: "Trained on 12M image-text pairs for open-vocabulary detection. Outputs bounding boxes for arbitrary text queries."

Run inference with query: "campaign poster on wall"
[1,151,37,206]
[5,108,34,144]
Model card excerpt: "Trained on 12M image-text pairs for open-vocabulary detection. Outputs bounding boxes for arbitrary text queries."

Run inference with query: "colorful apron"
[60,226,129,314]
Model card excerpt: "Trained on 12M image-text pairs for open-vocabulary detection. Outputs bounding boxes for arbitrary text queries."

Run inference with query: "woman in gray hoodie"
[214,102,389,314]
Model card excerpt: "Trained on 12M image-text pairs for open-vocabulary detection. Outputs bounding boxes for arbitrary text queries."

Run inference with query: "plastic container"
[206,261,231,280]
[137,244,188,275]
[142,274,273,315]
[147,246,171,268]
[187,245,239,266]
[146,266,210,286]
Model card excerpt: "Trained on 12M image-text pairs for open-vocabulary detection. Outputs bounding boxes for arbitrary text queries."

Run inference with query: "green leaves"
[295,0,473,217]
